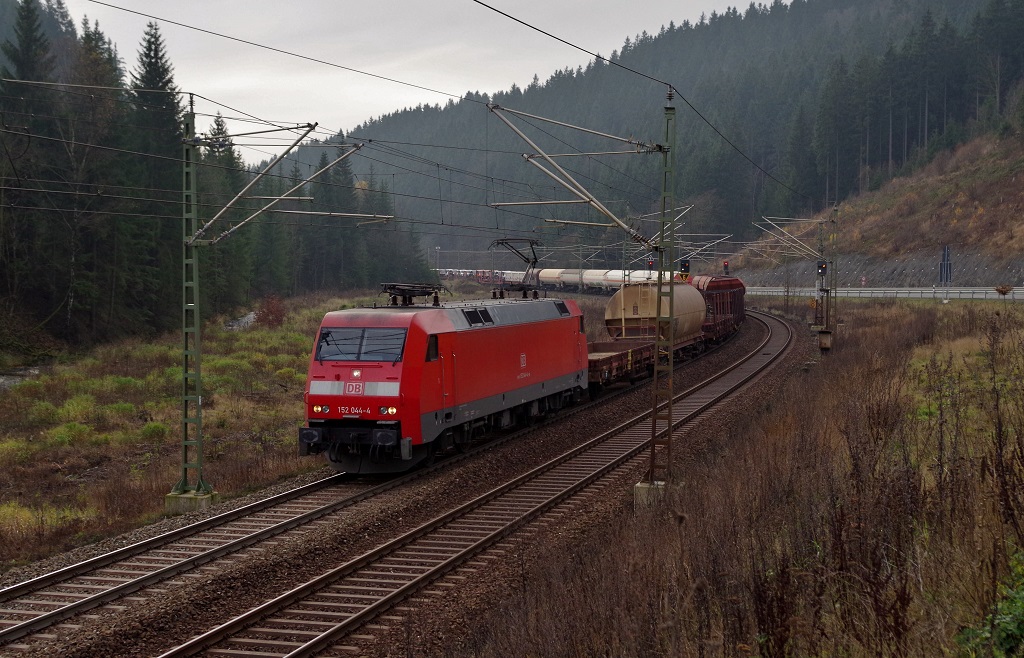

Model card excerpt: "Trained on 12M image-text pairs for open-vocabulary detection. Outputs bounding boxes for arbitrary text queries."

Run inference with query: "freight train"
[298,277,745,474]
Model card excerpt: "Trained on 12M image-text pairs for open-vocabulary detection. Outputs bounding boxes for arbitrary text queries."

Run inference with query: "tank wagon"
[586,279,741,389]
[298,285,587,473]
[535,268,666,292]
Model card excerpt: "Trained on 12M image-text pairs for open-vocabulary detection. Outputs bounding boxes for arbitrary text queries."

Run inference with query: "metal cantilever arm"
[487,104,655,252]
[189,123,317,244]
[204,143,363,246]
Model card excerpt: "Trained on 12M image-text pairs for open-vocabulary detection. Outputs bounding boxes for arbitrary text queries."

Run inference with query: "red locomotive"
[299,284,588,473]
[299,276,745,474]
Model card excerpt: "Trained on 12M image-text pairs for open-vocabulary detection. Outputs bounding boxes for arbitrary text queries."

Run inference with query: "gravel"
[8,312,811,657]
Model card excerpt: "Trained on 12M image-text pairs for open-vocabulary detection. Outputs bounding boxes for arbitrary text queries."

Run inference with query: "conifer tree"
[52,17,135,340]
[0,0,60,334]
[1,0,55,90]
[200,112,253,313]
[128,21,183,332]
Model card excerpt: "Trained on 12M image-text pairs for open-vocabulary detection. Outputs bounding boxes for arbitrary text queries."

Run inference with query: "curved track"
[0,316,747,651]
[157,311,791,657]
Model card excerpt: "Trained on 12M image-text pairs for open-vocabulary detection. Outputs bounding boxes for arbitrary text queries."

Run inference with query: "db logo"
[345,382,364,395]
[520,353,527,368]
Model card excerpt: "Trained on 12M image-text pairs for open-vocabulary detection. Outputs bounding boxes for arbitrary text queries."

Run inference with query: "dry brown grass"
[0,293,380,570]
[0,285,616,570]
[743,135,1024,264]
[462,299,1024,656]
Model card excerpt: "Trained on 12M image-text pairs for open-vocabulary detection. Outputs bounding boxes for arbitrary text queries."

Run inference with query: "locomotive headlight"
[379,406,398,415]
[313,405,322,413]
[379,406,387,414]
[387,406,397,415]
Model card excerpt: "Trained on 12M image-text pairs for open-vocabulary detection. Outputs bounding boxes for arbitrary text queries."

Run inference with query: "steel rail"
[159,312,789,657]
[0,321,733,648]
[0,473,349,603]
[0,317,757,650]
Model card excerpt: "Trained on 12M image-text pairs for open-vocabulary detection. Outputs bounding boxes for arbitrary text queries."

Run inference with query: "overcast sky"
[61,0,740,161]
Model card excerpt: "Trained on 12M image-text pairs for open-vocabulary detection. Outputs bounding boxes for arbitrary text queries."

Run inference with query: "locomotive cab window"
[554,301,570,316]
[316,328,407,362]
[426,334,438,362]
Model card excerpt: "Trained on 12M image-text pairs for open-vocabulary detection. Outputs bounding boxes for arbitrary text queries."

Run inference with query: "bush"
[273,367,305,387]
[0,439,34,465]
[10,379,45,400]
[58,394,97,423]
[150,366,183,396]
[47,422,93,446]
[103,402,137,419]
[140,422,169,442]
[27,400,59,426]
[958,555,1024,657]
[255,295,286,328]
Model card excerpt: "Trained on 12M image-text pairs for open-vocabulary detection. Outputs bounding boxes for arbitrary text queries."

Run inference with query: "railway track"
[0,318,745,652]
[152,310,791,657]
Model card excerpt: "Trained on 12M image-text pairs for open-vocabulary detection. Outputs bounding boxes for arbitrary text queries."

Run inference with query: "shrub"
[150,366,183,396]
[958,555,1024,657]
[27,400,59,426]
[255,295,286,328]
[10,379,45,400]
[205,357,259,395]
[0,501,97,547]
[100,375,143,395]
[103,402,137,419]
[58,394,97,423]
[140,422,170,442]
[0,439,35,465]
[47,422,93,446]
[273,367,305,387]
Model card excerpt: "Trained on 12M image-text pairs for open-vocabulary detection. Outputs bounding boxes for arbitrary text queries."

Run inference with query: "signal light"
[817,260,827,276]
[647,259,654,271]
[680,259,690,274]
[723,260,729,275]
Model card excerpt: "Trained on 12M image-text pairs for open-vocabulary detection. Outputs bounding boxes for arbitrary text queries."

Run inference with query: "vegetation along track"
[153,311,790,658]
[0,315,749,652]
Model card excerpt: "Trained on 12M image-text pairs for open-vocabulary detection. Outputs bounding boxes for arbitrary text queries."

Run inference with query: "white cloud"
[63,0,741,157]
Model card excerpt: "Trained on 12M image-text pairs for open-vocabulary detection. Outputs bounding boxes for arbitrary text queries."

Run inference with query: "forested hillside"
[2,0,1024,356]
[0,0,432,352]
[302,0,1024,270]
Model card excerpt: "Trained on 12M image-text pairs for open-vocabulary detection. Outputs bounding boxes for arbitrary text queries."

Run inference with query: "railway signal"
[817,260,827,276]
[680,259,690,274]
[723,260,729,275]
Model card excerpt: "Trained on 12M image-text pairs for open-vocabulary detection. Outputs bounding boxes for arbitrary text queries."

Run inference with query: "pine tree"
[51,17,136,341]
[0,0,61,334]
[1,0,56,137]
[1,0,55,85]
[128,21,183,332]
[199,112,253,314]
